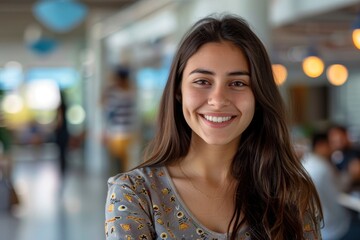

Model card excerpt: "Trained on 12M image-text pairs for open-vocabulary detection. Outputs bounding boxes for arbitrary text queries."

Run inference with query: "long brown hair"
[139,14,322,239]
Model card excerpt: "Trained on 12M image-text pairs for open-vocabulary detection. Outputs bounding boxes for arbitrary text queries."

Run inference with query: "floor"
[0,143,109,240]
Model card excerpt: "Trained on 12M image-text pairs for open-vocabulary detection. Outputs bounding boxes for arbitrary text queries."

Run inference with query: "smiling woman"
[105,14,323,240]
[180,41,255,147]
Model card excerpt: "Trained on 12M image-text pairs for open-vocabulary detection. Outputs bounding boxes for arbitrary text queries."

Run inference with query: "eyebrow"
[189,68,250,76]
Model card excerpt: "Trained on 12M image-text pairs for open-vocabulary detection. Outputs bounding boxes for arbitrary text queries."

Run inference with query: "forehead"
[184,41,249,72]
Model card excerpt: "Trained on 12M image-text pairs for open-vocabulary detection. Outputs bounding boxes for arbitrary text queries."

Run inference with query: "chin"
[203,138,233,146]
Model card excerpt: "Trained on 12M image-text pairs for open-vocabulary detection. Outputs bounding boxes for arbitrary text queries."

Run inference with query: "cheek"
[182,89,204,109]
[237,95,256,118]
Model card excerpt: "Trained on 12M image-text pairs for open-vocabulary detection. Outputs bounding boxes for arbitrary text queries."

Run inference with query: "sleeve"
[302,209,323,240]
[105,174,156,240]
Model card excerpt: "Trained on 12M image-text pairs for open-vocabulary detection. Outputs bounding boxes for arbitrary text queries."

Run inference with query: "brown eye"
[230,81,245,87]
[194,79,210,85]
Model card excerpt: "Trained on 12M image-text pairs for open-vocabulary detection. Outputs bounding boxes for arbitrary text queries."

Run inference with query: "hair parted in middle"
[141,14,322,240]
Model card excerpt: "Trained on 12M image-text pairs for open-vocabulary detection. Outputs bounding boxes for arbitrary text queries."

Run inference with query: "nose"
[207,85,230,107]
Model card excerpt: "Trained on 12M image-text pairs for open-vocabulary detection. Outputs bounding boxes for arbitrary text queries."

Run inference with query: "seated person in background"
[302,132,351,240]
[327,125,360,188]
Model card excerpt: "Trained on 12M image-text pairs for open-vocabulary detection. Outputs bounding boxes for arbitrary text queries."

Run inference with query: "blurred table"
[338,192,360,213]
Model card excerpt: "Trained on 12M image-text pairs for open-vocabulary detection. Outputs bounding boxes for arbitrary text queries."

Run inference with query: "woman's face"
[181,41,255,146]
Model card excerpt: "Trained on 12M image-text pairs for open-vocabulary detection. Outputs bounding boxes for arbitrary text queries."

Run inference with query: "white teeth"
[204,115,232,123]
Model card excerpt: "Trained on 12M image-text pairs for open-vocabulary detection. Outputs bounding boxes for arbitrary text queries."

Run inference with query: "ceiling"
[272,2,360,68]
[1,0,360,69]
[0,0,138,40]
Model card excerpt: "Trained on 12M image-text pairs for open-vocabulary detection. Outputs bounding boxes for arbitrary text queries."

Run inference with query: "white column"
[84,22,106,175]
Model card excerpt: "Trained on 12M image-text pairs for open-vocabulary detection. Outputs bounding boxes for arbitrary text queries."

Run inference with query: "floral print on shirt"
[105,166,321,240]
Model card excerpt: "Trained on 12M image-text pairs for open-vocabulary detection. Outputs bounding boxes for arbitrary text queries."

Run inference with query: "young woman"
[105,14,322,240]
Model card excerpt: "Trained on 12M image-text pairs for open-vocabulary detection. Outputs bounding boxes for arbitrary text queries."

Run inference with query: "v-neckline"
[162,166,249,238]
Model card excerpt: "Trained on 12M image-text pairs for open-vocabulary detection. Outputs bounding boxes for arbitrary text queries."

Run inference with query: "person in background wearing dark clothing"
[328,125,360,188]
[55,91,70,177]
[327,125,360,240]
[0,108,19,212]
[0,111,13,179]
[303,132,351,240]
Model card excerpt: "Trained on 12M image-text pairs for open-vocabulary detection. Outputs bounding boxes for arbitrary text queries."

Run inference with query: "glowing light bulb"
[26,79,60,110]
[302,56,324,78]
[67,105,86,124]
[326,64,348,86]
[272,64,287,85]
[353,29,360,49]
[2,94,24,114]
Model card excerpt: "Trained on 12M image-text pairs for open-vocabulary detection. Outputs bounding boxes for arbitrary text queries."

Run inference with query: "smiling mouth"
[202,114,235,123]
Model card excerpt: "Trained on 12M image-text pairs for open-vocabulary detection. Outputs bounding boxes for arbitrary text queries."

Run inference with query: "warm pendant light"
[352,14,360,49]
[272,64,287,86]
[326,64,348,86]
[302,55,324,78]
[352,29,360,49]
[33,0,88,33]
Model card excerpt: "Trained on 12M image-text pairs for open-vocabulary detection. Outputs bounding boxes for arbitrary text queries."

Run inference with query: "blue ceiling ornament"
[27,37,58,55]
[33,0,88,33]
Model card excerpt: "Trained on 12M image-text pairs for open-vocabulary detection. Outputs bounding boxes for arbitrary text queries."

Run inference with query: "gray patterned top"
[105,166,320,240]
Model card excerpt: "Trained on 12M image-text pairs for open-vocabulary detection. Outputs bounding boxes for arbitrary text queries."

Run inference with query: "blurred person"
[101,65,137,175]
[55,91,70,178]
[0,106,19,212]
[0,109,13,179]
[303,132,352,240]
[105,14,322,239]
[328,125,360,187]
[27,120,45,145]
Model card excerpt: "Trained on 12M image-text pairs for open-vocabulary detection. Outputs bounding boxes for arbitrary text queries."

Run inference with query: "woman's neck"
[181,137,238,183]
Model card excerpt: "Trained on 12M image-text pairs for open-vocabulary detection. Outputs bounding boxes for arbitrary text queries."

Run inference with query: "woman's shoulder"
[302,209,323,240]
[107,165,168,189]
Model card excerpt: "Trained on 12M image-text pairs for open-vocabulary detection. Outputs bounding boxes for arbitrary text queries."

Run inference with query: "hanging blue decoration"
[33,0,88,33]
[27,37,58,55]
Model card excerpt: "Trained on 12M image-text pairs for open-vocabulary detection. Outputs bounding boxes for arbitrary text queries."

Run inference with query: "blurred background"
[1,0,360,239]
